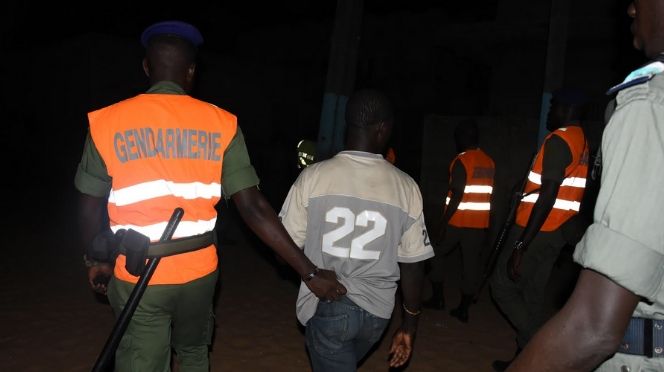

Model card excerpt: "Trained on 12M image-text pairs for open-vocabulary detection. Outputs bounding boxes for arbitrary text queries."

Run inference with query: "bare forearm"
[399,261,426,333]
[443,193,462,225]
[78,194,106,252]
[438,189,462,243]
[508,306,617,371]
[520,181,558,245]
[232,187,315,277]
[509,270,639,371]
[442,161,465,229]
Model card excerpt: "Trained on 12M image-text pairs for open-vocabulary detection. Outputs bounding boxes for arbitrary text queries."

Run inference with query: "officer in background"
[489,88,589,371]
[385,146,396,165]
[76,21,345,371]
[425,119,495,324]
[297,139,317,170]
[508,1,664,370]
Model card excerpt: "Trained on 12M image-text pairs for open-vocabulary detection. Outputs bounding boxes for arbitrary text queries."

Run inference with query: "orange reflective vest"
[89,93,237,284]
[515,126,588,232]
[386,147,396,164]
[446,148,495,229]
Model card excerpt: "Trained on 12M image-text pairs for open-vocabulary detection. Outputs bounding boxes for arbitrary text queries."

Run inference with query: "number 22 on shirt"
[322,207,386,260]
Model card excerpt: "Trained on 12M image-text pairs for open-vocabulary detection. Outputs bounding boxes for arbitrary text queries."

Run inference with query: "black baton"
[91,208,184,372]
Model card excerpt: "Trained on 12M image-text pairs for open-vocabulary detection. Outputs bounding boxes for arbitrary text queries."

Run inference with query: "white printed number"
[322,207,386,260]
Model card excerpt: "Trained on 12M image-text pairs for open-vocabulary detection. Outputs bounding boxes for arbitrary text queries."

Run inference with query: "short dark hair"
[345,89,394,129]
[146,34,198,70]
[454,119,479,146]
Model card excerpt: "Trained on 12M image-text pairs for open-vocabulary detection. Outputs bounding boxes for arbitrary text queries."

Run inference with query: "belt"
[118,230,215,258]
[618,317,664,358]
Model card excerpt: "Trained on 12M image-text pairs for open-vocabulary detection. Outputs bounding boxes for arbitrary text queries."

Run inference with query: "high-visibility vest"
[89,93,237,284]
[386,147,396,164]
[516,125,588,232]
[446,148,495,229]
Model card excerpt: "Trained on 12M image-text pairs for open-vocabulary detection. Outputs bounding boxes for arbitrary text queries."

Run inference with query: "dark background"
[0,1,649,370]
[0,0,645,229]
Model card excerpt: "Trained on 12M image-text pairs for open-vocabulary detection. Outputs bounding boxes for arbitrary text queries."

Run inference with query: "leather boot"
[449,293,473,323]
[491,347,522,371]
[423,281,445,310]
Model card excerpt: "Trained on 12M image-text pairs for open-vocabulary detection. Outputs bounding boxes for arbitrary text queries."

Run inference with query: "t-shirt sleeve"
[74,132,112,197]
[398,184,435,263]
[573,99,664,302]
[221,127,260,197]
[278,171,308,248]
[541,134,572,183]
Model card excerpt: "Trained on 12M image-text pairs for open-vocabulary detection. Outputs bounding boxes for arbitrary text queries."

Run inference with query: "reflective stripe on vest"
[446,197,492,211]
[515,126,588,231]
[527,171,587,188]
[520,194,581,212]
[110,218,218,241]
[89,93,236,284]
[108,180,222,207]
[446,149,495,229]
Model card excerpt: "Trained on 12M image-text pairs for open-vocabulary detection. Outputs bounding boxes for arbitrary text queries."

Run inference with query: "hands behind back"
[304,268,347,302]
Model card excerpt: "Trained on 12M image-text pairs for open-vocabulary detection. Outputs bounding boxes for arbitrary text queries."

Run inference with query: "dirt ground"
[0,197,578,372]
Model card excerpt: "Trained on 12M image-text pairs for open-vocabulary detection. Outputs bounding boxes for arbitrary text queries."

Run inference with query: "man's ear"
[187,63,196,83]
[142,58,150,77]
[376,121,390,145]
[377,121,386,136]
[379,120,393,138]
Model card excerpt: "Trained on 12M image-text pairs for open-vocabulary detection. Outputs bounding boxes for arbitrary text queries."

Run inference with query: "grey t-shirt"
[279,151,434,325]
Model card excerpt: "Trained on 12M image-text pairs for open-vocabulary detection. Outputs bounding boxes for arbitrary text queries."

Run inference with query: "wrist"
[400,307,420,334]
[302,266,320,282]
[402,302,422,317]
[513,240,526,252]
[83,254,101,268]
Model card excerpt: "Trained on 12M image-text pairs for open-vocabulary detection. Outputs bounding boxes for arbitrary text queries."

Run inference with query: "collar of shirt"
[338,150,384,160]
[146,81,186,95]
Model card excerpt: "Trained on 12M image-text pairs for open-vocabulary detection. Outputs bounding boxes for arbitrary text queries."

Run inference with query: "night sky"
[5,1,474,51]
[0,0,645,212]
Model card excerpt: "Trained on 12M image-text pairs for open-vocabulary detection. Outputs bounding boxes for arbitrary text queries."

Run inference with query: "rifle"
[473,154,535,302]
[91,208,184,372]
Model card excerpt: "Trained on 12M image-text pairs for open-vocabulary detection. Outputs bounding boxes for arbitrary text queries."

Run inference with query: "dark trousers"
[429,225,487,295]
[107,270,218,372]
[489,227,566,348]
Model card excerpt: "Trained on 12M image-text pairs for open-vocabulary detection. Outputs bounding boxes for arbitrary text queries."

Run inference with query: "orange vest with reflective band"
[89,93,237,284]
[515,125,588,232]
[386,147,396,164]
[446,149,495,229]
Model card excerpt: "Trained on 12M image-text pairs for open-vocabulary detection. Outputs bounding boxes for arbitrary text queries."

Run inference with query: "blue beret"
[141,20,204,48]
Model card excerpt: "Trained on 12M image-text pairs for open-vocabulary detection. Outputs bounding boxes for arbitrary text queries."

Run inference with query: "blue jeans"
[305,296,390,372]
